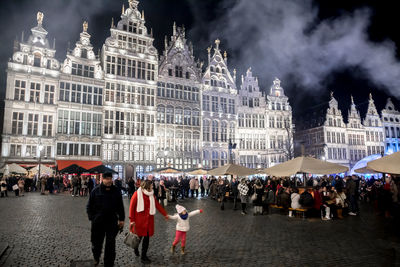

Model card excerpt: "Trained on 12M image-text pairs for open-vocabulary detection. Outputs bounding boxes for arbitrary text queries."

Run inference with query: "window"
[106,56,116,74]
[212,121,219,142]
[14,80,26,101]
[220,98,227,113]
[12,112,24,135]
[25,145,37,157]
[192,109,200,126]
[42,115,53,136]
[168,69,173,76]
[221,121,227,142]
[229,99,235,114]
[202,95,210,111]
[212,96,218,112]
[30,82,41,102]
[166,106,174,124]
[242,96,248,106]
[104,110,114,134]
[10,144,22,157]
[175,108,182,125]
[203,120,210,141]
[33,53,41,67]
[239,114,244,127]
[184,109,191,125]
[44,85,55,104]
[27,114,38,135]
[157,105,165,123]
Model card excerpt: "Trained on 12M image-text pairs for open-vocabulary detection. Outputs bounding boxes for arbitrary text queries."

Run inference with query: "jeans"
[349,195,359,213]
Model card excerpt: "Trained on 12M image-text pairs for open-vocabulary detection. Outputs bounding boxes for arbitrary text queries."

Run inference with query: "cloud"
[190,0,400,97]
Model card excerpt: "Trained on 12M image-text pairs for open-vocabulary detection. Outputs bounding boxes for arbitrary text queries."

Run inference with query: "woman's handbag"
[12,184,19,191]
[124,224,140,249]
[251,193,257,202]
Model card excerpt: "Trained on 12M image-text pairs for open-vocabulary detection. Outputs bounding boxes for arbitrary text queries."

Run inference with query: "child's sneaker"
[171,245,176,254]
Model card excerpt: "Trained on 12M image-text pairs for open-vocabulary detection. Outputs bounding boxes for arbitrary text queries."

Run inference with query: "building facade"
[1,1,296,178]
[156,25,202,170]
[296,93,387,170]
[1,12,60,167]
[56,22,104,166]
[101,1,158,178]
[381,98,400,154]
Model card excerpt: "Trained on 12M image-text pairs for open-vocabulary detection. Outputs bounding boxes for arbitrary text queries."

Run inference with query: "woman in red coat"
[129,180,168,264]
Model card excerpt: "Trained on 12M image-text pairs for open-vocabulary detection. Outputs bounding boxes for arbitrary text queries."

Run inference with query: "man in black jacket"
[87,173,125,267]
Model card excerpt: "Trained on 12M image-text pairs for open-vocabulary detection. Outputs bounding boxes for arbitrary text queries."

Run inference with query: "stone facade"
[1,1,295,178]
[295,93,389,170]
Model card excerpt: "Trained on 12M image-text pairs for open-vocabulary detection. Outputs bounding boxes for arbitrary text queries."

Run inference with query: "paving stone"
[0,193,399,266]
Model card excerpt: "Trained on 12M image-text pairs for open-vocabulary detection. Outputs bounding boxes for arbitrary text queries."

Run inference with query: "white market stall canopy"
[30,164,54,176]
[262,156,349,177]
[367,151,400,175]
[208,163,256,177]
[0,163,28,175]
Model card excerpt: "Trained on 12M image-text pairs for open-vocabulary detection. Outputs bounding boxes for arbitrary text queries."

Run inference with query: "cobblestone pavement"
[0,192,400,267]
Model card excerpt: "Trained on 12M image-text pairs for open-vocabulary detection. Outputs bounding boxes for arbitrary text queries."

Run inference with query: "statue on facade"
[37,12,44,25]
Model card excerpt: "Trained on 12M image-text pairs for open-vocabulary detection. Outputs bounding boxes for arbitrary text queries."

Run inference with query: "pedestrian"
[81,177,88,196]
[71,175,79,197]
[252,179,264,215]
[12,177,20,197]
[231,178,239,210]
[200,178,205,197]
[1,177,8,197]
[129,180,168,264]
[189,177,196,198]
[346,176,358,215]
[203,177,210,196]
[238,178,249,215]
[158,180,167,207]
[127,177,135,200]
[54,176,60,193]
[168,204,203,255]
[18,177,25,196]
[87,172,125,267]
[289,188,301,217]
[47,176,54,194]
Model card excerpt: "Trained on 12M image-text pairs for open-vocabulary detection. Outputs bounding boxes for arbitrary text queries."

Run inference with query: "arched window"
[175,107,183,124]
[192,109,200,126]
[184,108,191,125]
[212,151,219,168]
[229,122,235,141]
[210,66,214,72]
[166,106,174,124]
[157,105,165,123]
[216,67,220,73]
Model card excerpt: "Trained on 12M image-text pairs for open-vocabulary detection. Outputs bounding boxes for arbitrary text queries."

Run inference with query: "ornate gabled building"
[346,96,368,167]
[56,21,104,168]
[381,98,400,153]
[1,1,297,179]
[156,24,202,170]
[101,0,158,178]
[1,12,60,166]
[295,93,389,170]
[363,94,384,156]
[201,40,237,169]
[237,68,268,168]
[265,78,294,165]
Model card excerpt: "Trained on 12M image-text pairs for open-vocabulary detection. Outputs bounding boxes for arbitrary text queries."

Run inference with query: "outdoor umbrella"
[88,165,118,174]
[151,167,182,174]
[208,163,256,176]
[30,164,54,176]
[354,167,379,174]
[367,151,400,175]
[0,163,28,175]
[60,164,88,174]
[185,168,208,175]
[262,156,348,177]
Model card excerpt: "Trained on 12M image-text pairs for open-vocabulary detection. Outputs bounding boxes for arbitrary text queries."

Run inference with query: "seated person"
[289,188,301,217]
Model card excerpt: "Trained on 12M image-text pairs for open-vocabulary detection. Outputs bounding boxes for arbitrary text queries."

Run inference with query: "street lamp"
[38,145,44,180]
[228,139,237,164]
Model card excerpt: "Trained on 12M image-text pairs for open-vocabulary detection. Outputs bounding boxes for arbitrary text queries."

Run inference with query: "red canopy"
[56,160,102,171]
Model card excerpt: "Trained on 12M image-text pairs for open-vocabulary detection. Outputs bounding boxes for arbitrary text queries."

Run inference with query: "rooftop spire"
[122,4,125,14]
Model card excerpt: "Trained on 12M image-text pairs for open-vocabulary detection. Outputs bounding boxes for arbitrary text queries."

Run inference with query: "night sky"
[0,0,400,127]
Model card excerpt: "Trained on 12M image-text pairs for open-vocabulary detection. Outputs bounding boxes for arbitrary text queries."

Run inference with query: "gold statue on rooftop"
[83,21,88,32]
[37,12,44,25]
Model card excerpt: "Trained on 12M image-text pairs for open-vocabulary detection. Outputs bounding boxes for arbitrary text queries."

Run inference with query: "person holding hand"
[129,180,168,264]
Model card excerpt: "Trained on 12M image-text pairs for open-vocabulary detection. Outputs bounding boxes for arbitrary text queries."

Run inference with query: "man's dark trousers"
[91,221,118,267]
